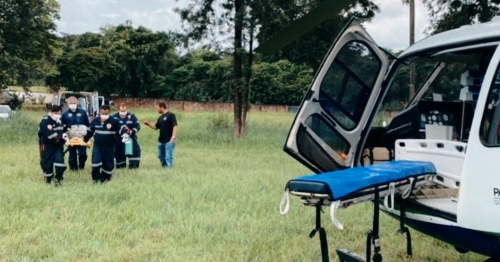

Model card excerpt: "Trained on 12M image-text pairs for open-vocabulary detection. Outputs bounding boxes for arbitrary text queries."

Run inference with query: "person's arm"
[83,120,95,143]
[38,116,48,139]
[143,120,158,130]
[132,114,140,135]
[170,125,178,143]
[83,110,90,127]
[117,119,127,136]
[60,113,67,133]
[42,120,61,144]
[169,114,178,143]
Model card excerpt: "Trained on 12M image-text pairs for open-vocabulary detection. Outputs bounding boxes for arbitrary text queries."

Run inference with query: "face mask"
[69,104,77,110]
[50,114,61,122]
[100,114,109,121]
[119,111,127,117]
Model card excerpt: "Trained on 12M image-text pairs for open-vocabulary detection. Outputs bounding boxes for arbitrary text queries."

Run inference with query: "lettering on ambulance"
[493,188,500,205]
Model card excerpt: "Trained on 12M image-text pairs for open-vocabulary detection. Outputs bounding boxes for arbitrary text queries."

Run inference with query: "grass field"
[0,109,487,262]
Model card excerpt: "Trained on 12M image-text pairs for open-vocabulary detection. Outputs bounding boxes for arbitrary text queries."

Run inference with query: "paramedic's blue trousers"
[40,143,66,182]
[91,143,115,183]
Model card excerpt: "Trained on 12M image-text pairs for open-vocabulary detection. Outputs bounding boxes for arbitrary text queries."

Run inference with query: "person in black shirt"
[143,101,178,168]
[84,105,125,183]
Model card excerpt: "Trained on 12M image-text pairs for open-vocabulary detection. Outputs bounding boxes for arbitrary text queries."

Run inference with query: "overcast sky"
[56,0,431,52]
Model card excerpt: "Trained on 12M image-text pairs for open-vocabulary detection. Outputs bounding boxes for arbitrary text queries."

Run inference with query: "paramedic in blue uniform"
[38,105,67,186]
[113,102,141,169]
[61,96,90,171]
[84,105,125,183]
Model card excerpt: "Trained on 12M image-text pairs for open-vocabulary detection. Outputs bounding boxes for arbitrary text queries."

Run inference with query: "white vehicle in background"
[0,105,13,119]
[47,91,103,121]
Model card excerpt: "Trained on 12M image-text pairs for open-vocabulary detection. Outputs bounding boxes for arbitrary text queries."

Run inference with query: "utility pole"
[409,0,416,100]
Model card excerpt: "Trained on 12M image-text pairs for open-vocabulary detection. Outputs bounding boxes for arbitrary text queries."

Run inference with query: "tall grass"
[0,109,486,261]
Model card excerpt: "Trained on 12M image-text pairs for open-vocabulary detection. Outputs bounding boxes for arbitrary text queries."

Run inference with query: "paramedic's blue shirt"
[113,112,140,137]
[84,117,124,146]
[61,108,90,127]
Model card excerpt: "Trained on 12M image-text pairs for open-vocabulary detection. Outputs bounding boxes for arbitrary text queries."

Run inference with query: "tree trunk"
[233,0,244,138]
[409,0,416,100]
[242,2,255,134]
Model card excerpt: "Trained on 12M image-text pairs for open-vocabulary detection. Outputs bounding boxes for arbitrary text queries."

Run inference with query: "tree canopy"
[2,0,500,117]
[47,22,179,96]
[424,0,500,33]
[0,0,60,88]
[255,0,379,71]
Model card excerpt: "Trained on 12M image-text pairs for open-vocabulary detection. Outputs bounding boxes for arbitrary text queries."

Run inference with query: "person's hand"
[143,120,149,126]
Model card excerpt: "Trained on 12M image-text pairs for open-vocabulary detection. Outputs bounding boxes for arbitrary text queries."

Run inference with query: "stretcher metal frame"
[280,160,437,262]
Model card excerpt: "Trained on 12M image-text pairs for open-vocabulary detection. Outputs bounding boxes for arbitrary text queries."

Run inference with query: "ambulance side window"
[480,66,500,146]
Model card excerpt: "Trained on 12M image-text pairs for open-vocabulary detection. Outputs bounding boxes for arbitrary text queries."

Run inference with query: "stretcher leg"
[308,200,330,262]
[366,188,382,262]
[398,198,413,258]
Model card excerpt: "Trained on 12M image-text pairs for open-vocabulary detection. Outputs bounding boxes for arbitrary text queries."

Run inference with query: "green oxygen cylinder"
[124,138,133,156]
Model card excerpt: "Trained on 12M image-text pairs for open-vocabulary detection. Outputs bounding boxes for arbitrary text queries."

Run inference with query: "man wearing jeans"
[143,101,178,168]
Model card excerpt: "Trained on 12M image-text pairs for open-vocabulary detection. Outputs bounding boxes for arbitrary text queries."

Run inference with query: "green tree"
[0,0,60,89]
[48,22,179,97]
[167,49,232,102]
[251,60,312,105]
[255,0,379,71]
[424,0,500,33]
[100,23,179,97]
[177,0,256,138]
[55,47,122,94]
[168,49,313,105]
[76,32,103,49]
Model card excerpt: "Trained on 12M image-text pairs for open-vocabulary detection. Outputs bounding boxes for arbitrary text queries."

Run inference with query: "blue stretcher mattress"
[286,160,436,201]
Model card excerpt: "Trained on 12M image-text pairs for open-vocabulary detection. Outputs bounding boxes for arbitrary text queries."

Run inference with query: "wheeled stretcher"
[280,160,437,262]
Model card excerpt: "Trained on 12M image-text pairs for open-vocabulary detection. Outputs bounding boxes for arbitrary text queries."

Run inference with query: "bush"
[7,93,23,110]
[207,112,231,133]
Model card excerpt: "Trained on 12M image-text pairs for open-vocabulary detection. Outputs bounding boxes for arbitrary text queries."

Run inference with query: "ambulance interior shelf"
[364,100,475,151]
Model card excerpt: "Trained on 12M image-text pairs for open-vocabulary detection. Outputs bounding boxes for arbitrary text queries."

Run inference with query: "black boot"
[69,156,78,171]
[45,176,53,184]
[54,174,63,187]
[91,167,101,182]
[78,155,87,170]
[69,165,78,171]
[116,164,126,169]
[100,173,112,183]
[128,159,140,169]
[115,159,126,169]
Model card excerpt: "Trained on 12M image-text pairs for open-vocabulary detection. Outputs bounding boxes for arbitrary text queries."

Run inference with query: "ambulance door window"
[480,67,500,146]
